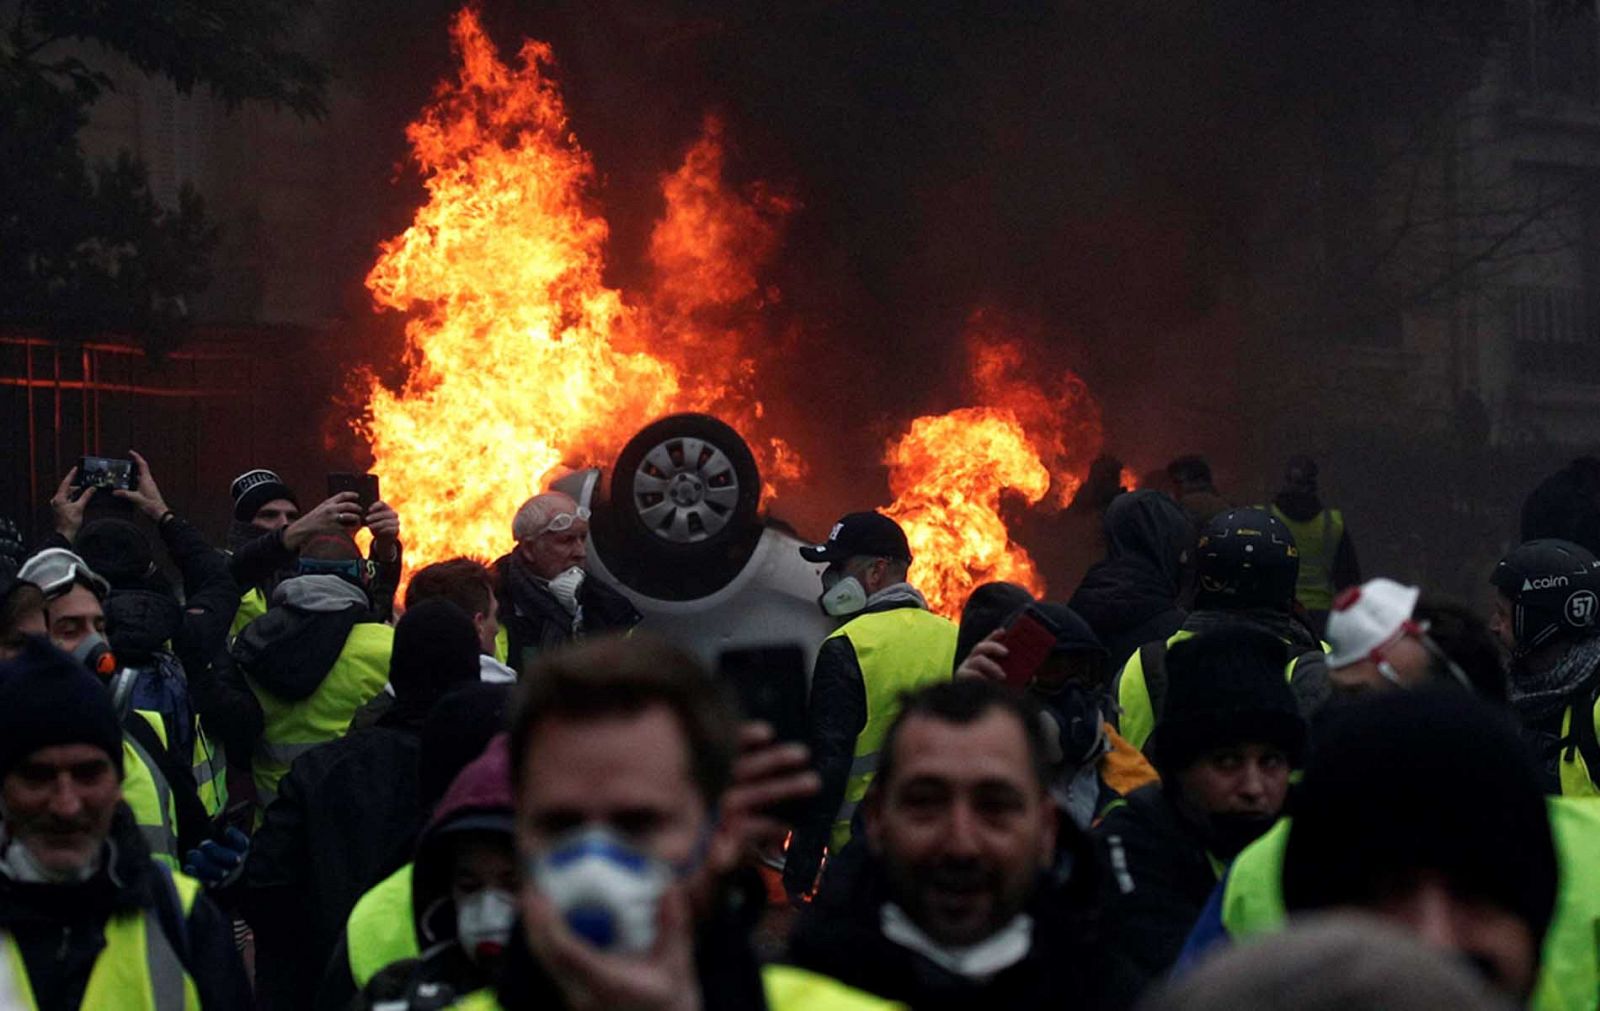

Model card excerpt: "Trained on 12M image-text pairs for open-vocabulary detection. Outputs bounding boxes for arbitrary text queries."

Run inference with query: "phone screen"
[75,456,134,491]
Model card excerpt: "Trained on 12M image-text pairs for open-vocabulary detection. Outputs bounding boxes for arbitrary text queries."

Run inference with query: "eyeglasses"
[540,506,591,536]
[16,549,109,601]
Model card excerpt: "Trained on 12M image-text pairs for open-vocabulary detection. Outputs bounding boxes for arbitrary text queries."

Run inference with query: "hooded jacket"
[235,575,371,701]
[788,815,1139,1011]
[0,806,250,1011]
[1071,492,1191,670]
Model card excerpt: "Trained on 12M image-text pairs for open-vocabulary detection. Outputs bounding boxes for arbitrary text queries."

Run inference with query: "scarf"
[1511,634,1600,724]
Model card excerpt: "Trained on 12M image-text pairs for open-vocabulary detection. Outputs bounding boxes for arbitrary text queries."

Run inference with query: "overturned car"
[550,413,833,679]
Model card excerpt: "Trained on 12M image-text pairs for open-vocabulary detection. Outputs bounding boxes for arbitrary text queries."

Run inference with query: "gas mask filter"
[819,571,868,618]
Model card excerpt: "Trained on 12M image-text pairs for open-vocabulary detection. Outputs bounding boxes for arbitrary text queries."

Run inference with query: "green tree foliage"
[0,0,327,351]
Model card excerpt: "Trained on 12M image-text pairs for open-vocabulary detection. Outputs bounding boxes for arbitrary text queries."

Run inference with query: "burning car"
[550,413,834,673]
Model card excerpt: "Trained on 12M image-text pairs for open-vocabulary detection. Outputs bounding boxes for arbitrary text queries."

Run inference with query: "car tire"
[607,413,763,599]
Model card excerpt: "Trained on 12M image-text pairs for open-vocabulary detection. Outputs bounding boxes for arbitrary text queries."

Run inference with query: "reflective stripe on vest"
[763,964,908,1010]
[124,712,179,867]
[346,862,418,987]
[250,622,394,809]
[0,869,202,1010]
[1269,506,1343,612]
[826,608,958,851]
[192,721,227,819]
[1218,800,1600,1011]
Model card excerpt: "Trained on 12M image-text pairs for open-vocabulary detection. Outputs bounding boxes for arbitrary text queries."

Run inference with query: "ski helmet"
[1491,539,1600,656]
[1195,507,1300,612]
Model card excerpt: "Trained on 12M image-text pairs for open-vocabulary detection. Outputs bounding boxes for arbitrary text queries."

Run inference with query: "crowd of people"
[0,445,1598,1010]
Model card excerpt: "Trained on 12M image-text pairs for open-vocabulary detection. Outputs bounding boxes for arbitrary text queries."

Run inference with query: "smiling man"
[786,678,1136,1011]
[0,638,248,1009]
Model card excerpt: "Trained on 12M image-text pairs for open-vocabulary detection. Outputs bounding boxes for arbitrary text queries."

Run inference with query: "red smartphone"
[997,606,1060,689]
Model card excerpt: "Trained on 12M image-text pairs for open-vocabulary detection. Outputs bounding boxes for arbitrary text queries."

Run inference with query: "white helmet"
[1326,578,1422,670]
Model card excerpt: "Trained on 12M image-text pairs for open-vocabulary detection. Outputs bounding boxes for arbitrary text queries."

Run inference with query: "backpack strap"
[1142,640,1170,726]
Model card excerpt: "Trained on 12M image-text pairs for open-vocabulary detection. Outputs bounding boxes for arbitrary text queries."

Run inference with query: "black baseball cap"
[800,511,912,565]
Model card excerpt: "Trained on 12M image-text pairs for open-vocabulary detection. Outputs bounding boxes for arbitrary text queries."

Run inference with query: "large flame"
[884,322,1108,618]
[359,10,796,573]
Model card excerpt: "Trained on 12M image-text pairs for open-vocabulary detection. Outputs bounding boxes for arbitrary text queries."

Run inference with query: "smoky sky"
[315,0,1518,526]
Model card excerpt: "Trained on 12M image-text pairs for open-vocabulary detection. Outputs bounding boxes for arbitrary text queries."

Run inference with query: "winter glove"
[184,827,249,887]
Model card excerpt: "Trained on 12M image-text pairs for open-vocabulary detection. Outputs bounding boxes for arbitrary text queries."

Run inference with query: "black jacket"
[0,807,250,1011]
[784,595,931,900]
[493,554,641,676]
[788,820,1138,1011]
[1092,783,1221,985]
[241,719,425,1011]
[1070,491,1191,670]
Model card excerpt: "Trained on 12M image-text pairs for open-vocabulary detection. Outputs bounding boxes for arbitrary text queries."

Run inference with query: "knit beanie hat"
[0,637,124,779]
[1149,625,1307,777]
[76,518,156,590]
[389,599,482,706]
[1283,689,1557,949]
[230,468,298,523]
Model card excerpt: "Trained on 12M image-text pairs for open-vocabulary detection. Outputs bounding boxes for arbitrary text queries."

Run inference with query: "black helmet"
[1491,539,1600,656]
[1194,507,1299,612]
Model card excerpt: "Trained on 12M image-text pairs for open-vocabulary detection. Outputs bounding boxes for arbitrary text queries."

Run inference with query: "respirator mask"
[527,822,708,955]
[548,566,586,616]
[818,567,868,618]
[454,888,516,963]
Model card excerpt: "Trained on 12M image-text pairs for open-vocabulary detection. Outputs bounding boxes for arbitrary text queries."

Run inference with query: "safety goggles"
[1371,619,1473,694]
[16,548,109,601]
[540,506,591,536]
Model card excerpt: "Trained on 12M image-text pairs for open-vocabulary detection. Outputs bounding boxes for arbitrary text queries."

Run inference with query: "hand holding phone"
[74,456,136,493]
[327,473,380,521]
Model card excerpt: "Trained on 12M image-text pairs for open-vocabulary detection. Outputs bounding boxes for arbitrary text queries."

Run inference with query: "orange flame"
[359,10,797,575]
[884,321,1108,618]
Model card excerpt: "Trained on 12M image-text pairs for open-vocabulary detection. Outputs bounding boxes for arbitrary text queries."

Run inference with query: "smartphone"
[997,605,1061,689]
[74,455,135,492]
[718,644,811,825]
[327,473,380,514]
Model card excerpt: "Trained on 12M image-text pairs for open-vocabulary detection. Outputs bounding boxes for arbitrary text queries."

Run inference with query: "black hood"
[103,589,183,664]
[1071,490,1190,635]
[1273,489,1324,523]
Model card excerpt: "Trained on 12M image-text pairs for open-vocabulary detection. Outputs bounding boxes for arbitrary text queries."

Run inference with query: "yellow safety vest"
[1116,630,1323,753]
[445,964,905,1010]
[229,587,267,642]
[124,711,180,869]
[1220,799,1600,1011]
[825,608,957,852]
[1558,701,1600,799]
[1269,506,1344,613]
[346,863,417,988]
[0,868,203,1010]
[191,722,227,820]
[248,622,394,809]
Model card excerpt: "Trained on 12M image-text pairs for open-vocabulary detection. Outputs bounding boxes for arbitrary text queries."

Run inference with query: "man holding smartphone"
[226,467,404,631]
[785,511,957,903]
